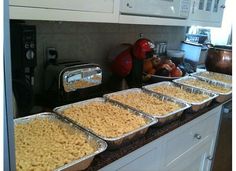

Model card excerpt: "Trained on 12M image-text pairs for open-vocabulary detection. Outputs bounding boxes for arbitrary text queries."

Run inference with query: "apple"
[161,64,172,72]
[156,68,170,76]
[143,59,153,73]
[163,59,175,69]
[170,67,183,77]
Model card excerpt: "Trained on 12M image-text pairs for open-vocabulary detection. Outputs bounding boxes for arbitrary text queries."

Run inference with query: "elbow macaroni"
[199,72,232,84]
[62,102,147,138]
[15,119,95,171]
[182,79,231,93]
[110,92,181,116]
[151,85,209,103]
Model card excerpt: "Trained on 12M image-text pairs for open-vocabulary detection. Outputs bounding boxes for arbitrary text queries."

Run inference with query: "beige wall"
[25,21,187,93]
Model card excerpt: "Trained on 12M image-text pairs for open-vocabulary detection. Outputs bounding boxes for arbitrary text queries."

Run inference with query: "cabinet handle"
[220,5,225,9]
[194,134,201,140]
[192,0,195,14]
[207,156,213,160]
[126,3,133,8]
[223,107,232,114]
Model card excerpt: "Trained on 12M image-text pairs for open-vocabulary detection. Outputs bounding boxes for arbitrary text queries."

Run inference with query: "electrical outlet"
[46,47,58,63]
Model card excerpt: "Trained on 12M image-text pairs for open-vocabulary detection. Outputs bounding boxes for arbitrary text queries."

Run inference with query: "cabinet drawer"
[165,107,221,165]
[165,128,195,165]
[117,147,162,171]
[10,0,114,13]
[194,106,221,136]
[99,138,165,171]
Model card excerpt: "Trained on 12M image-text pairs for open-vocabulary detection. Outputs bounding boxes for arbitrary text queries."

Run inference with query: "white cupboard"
[165,135,213,171]
[100,105,222,171]
[9,0,226,27]
[117,145,164,171]
[9,0,119,23]
[99,137,165,171]
[10,0,114,13]
[188,0,226,26]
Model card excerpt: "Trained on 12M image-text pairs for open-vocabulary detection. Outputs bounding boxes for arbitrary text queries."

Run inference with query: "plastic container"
[167,50,185,66]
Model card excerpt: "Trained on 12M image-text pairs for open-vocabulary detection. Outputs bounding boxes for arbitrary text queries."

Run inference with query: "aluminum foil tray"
[14,112,107,171]
[173,76,232,103]
[53,98,157,149]
[191,71,232,85]
[103,88,190,125]
[142,81,218,112]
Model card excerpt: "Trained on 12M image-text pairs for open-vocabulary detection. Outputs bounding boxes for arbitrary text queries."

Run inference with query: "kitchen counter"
[85,101,222,171]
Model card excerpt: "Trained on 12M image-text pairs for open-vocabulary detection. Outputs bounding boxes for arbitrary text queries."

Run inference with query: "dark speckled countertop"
[84,102,222,171]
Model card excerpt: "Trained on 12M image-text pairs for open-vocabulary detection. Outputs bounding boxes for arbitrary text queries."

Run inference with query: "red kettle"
[109,38,154,78]
[109,44,133,78]
[132,38,155,60]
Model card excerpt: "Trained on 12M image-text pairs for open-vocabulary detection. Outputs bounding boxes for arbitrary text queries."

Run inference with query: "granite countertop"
[85,102,222,171]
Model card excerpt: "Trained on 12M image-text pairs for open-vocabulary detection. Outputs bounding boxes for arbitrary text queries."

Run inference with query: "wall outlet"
[46,47,58,63]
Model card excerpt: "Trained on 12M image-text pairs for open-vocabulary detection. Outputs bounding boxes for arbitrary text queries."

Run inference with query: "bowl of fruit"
[143,56,186,82]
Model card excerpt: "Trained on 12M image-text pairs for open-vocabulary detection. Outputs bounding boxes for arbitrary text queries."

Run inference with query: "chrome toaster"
[43,61,103,107]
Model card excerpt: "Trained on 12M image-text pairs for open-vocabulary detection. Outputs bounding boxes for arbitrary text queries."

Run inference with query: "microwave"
[120,0,191,19]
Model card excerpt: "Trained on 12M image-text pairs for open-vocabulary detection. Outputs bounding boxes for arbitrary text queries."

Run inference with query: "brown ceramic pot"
[205,47,232,75]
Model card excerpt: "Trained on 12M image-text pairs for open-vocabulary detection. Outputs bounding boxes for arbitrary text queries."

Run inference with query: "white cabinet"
[9,0,225,27]
[165,136,213,171]
[117,145,164,171]
[100,137,165,171]
[10,0,114,13]
[99,105,222,171]
[188,0,226,26]
[9,0,191,26]
[9,0,119,23]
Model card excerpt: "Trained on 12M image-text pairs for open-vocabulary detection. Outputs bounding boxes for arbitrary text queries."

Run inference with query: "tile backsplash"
[25,21,187,94]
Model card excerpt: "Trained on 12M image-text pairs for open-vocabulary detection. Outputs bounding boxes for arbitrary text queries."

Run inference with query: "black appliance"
[10,22,37,73]
[43,61,103,107]
[10,21,37,116]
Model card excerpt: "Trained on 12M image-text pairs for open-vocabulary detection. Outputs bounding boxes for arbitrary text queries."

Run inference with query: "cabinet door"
[165,136,213,171]
[190,0,225,23]
[117,147,163,171]
[10,0,119,23]
[10,0,114,13]
[99,138,165,171]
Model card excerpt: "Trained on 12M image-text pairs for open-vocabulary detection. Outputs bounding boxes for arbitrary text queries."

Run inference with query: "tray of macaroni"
[103,88,190,125]
[53,98,157,149]
[173,76,232,103]
[14,112,107,171]
[143,81,218,112]
[190,71,232,85]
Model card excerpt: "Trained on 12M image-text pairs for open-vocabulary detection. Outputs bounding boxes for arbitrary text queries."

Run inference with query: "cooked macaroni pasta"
[62,102,147,138]
[182,79,231,93]
[74,80,97,88]
[199,72,232,84]
[151,85,209,103]
[15,119,95,171]
[110,92,181,116]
